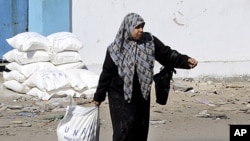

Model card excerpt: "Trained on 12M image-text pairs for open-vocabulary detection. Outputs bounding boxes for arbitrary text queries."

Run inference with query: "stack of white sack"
[3,32,55,95]
[24,68,99,100]
[2,32,98,100]
[47,32,85,70]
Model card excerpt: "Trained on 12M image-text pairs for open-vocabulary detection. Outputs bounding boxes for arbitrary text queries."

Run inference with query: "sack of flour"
[57,104,99,141]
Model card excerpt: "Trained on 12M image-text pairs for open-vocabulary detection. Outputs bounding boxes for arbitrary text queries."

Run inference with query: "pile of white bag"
[2,32,99,100]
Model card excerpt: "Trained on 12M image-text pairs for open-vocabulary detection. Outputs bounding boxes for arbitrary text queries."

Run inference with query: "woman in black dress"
[93,13,198,141]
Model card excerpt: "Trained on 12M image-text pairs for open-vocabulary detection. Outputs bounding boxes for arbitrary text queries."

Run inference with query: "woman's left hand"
[91,100,101,107]
[188,58,198,69]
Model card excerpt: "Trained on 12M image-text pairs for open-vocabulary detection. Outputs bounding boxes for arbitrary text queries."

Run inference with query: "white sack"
[25,69,71,92]
[56,61,85,70]
[27,87,76,100]
[5,62,20,71]
[50,51,82,65]
[47,32,83,53]
[63,71,88,91]
[57,105,99,141]
[3,49,50,64]
[81,88,97,99]
[62,69,99,89]
[6,62,56,78]
[6,32,51,52]
[3,70,26,82]
[3,80,30,93]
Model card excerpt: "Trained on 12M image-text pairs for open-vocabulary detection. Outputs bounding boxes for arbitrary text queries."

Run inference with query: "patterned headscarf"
[108,13,155,102]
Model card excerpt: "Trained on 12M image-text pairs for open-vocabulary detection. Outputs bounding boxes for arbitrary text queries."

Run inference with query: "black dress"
[94,35,190,141]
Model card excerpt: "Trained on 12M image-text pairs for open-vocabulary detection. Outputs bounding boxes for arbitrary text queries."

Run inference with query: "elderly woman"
[93,13,198,141]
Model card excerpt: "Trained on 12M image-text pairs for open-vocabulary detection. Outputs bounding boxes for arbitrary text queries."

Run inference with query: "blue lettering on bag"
[73,129,79,136]
[81,128,87,136]
[64,136,83,141]
[64,126,87,137]
[65,126,69,133]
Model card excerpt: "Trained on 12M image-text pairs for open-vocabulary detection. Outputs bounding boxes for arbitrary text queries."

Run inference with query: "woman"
[93,13,198,141]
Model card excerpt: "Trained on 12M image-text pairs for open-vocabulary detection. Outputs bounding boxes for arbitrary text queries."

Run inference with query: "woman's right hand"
[188,58,198,69]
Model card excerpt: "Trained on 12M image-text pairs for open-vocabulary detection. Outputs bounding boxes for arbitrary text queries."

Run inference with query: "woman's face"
[131,23,144,40]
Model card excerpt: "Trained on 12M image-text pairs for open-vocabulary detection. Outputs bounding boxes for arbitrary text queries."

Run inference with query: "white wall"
[72,0,250,78]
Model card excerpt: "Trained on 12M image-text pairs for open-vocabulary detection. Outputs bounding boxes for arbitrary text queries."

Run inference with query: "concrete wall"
[73,0,250,77]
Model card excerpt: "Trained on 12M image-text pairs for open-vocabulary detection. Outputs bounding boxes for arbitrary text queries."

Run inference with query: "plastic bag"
[57,102,99,141]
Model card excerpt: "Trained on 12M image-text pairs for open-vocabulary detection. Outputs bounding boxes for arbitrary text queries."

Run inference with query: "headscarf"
[108,13,155,102]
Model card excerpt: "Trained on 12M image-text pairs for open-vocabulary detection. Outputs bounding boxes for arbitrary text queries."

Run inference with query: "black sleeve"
[93,49,116,102]
[153,35,191,69]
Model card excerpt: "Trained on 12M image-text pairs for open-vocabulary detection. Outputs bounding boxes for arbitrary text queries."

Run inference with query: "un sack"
[57,105,99,141]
